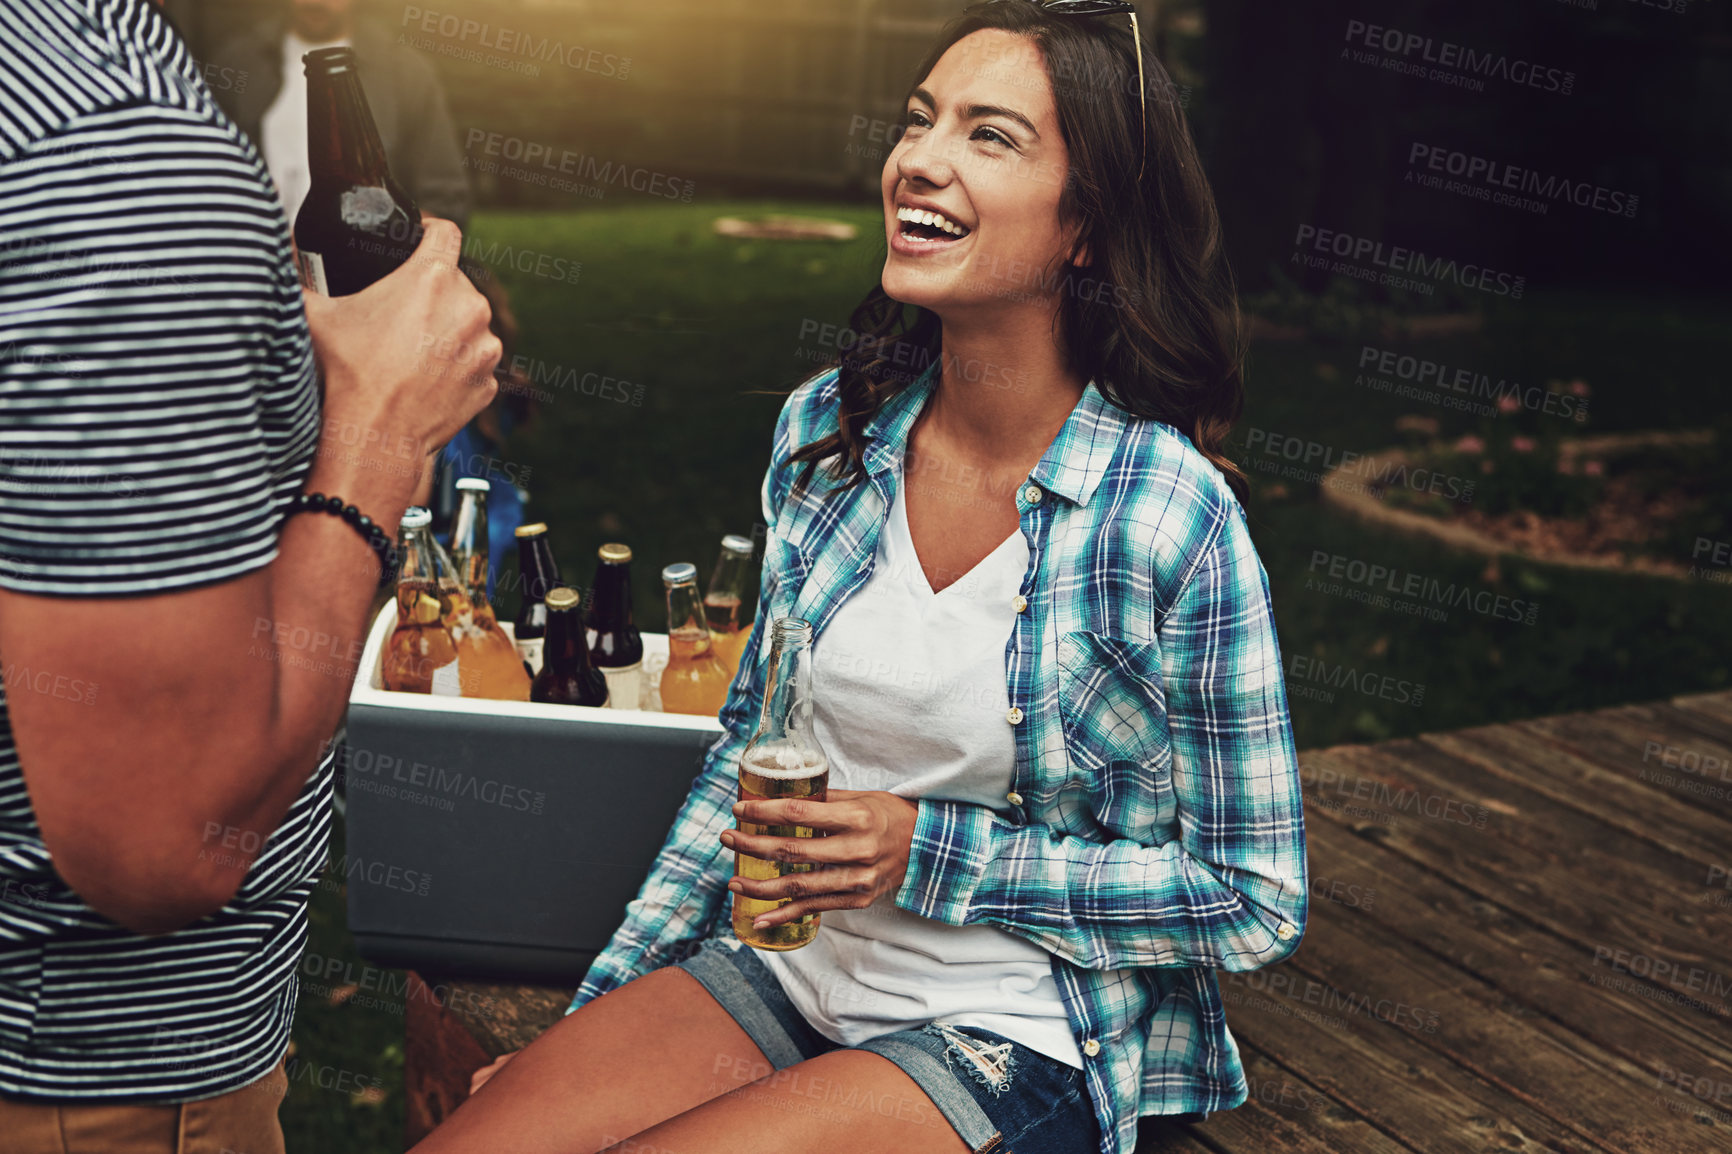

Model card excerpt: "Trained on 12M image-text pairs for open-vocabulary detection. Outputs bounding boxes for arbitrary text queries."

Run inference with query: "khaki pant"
[0,1059,288,1154]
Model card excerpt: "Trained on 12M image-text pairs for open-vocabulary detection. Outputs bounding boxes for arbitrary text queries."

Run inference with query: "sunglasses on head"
[989,0,1148,182]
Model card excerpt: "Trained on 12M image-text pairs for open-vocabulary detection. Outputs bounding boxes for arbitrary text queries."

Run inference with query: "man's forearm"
[219,444,425,862]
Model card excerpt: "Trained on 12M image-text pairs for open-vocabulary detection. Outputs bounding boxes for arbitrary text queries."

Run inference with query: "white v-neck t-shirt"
[753,476,1084,1069]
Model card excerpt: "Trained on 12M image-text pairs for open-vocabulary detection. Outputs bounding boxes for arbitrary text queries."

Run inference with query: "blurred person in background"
[0,0,500,1150]
[211,0,471,228]
[215,0,532,569]
[433,268,539,592]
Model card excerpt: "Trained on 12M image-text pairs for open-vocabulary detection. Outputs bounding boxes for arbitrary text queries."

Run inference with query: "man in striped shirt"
[0,0,501,1149]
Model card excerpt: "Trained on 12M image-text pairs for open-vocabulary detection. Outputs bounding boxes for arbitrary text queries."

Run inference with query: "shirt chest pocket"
[1056,630,1174,797]
[759,530,809,620]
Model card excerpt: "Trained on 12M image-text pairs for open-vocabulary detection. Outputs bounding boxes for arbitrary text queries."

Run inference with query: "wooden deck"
[406,690,1732,1152]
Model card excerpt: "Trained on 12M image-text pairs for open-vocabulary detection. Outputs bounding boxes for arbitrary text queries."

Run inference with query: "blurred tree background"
[162,2,1732,1150]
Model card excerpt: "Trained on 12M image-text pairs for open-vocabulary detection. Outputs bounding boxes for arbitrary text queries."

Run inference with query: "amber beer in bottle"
[512,523,561,676]
[532,588,610,707]
[294,47,424,296]
[448,480,531,701]
[383,508,473,696]
[734,618,829,950]
[587,544,644,710]
[660,563,731,717]
[448,478,494,602]
[705,534,755,681]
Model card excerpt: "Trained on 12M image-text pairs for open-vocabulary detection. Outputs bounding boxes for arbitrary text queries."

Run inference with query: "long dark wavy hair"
[788,1,1247,500]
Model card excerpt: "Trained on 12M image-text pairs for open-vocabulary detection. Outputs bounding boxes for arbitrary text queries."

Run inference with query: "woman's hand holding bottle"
[721,789,919,931]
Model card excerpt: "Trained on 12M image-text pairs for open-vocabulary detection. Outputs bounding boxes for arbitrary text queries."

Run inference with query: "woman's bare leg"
[597,1049,972,1154]
[410,966,773,1154]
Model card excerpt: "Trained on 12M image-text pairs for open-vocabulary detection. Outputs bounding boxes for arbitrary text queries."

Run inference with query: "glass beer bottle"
[587,544,645,710]
[532,588,610,707]
[448,478,494,602]
[294,47,424,296]
[705,534,755,682]
[383,508,472,696]
[512,522,561,677]
[734,618,829,950]
[659,563,730,717]
[448,479,531,701]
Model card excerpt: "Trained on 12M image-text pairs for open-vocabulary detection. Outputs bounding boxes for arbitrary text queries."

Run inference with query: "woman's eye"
[972,126,1013,148]
[903,109,932,130]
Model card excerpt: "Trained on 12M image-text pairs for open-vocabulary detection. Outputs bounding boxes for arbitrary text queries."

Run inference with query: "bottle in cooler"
[532,587,610,707]
[705,533,755,682]
[512,522,560,677]
[659,562,730,717]
[383,507,474,696]
[734,617,828,950]
[587,543,645,709]
[448,479,531,700]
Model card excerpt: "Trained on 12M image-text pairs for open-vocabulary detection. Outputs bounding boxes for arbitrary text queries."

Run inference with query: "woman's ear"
[1066,222,1093,268]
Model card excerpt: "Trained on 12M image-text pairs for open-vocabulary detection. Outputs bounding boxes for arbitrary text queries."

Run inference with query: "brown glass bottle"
[293,47,423,296]
[586,544,645,710]
[532,588,610,708]
[512,523,561,677]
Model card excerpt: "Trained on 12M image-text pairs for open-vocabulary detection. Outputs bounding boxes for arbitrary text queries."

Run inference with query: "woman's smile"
[890,200,975,257]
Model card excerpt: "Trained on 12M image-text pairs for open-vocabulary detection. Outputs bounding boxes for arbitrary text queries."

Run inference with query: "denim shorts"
[673,937,1103,1154]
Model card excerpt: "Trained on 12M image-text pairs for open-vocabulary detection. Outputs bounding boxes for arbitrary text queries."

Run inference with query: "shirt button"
[1006,707,1024,725]
[1023,485,1044,506]
[1006,791,1023,805]
[1277,922,1297,941]
[1082,1039,1101,1057]
[1011,594,1029,613]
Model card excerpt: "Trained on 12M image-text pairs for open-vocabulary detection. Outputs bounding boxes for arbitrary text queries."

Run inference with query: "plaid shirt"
[569,366,1308,1154]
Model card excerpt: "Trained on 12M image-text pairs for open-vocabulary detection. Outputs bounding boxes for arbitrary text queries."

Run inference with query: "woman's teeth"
[896,206,970,240]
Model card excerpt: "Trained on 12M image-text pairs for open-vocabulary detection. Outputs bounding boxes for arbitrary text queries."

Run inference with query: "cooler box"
[342,604,725,984]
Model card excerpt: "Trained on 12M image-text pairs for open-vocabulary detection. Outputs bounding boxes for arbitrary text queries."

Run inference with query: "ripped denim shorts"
[674,937,1103,1154]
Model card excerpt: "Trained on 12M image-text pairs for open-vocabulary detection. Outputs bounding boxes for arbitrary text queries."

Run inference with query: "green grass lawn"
[286,200,1732,1153]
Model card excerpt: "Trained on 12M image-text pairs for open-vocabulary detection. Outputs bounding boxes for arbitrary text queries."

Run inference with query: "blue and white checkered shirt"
[569,365,1309,1154]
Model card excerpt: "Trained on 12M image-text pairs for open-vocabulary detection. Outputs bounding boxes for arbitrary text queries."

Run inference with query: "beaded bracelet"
[288,492,399,588]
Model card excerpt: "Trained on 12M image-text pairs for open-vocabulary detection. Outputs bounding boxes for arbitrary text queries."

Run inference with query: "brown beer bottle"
[532,588,610,708]
[512,523,561,677]
[294,47,424,296]
[586,544,645,710]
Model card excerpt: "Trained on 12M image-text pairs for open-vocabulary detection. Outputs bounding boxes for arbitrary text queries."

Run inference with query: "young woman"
[414,4,1306,1153]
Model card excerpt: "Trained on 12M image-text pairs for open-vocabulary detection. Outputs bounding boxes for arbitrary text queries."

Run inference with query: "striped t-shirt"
[0,0,332,1100]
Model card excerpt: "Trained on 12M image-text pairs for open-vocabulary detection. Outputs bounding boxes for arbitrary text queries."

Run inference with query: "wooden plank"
[1184,1045,1416,1154]
[1300,808,1732,1086]
[1672,690,1732,730]
[1517,703,1732,824]
[1266,885,1732,1153]
[1650,698,1732,752]
[442,979,573,1055]
[1220,892,1602,1153]
[1134,1116,1223,1154]
[1422,724,1730,866]
[1302,743,1732,1015]
[405,972,495,1146]
[404,977,573,1146]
